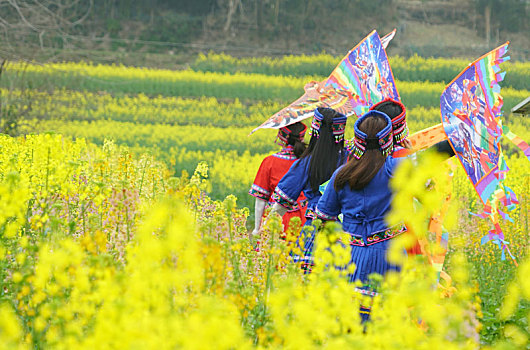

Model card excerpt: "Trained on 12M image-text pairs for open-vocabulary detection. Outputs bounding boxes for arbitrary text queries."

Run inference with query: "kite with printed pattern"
[250,30,398,134]
[441,42,530,263]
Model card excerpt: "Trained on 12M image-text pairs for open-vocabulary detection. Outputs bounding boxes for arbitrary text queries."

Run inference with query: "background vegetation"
[0,0,528,64]
[0,1,529,347]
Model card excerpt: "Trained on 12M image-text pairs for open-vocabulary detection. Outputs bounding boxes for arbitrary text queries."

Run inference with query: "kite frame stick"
[393,123,447,158]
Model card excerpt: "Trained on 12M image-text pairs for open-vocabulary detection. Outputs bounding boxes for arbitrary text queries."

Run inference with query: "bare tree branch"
[38,29,45,49]
[0,0,93,30]
[0,0,94,57]
[70,0,93,26]
[7,0,40,31]
[223,0,237,32]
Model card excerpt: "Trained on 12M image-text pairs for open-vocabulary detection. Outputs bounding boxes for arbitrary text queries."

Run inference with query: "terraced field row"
[4,62,528,111]
[191,52,530,90]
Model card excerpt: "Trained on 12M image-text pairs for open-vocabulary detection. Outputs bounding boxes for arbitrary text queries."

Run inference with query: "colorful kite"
[440,42,528,262]
[250,30,399,134]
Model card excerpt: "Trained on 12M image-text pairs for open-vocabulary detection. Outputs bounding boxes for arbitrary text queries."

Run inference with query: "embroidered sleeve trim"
[249,189,269,201]
[272,187,297,211]
[305,208,317,219]
[315,207,338,221]
[249,184,270,201]
[273,187,296,204]
[251,183,270,195]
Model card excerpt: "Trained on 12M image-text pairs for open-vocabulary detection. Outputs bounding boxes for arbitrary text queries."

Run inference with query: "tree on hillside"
[475,0,528,46]
[0,0,93,136]
[203,0,394,51]
[0,0,93,59]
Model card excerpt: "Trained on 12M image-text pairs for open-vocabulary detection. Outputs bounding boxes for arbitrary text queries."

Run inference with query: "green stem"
[138,158,148,197]
[45,147,50,192]
[126,204,130,242]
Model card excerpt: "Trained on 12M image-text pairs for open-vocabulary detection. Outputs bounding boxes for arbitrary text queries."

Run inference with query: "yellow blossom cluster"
[0,53,528,347]
[0,139,526,348]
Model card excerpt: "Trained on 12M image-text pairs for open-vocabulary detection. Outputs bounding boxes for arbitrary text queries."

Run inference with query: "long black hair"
[299,107,346,193]
[334,114,388,191]
[284,122,307,158]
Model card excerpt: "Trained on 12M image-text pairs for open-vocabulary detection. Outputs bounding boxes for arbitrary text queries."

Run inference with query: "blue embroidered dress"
[315,155,405,283]
[272,150,348,267]
[273,150,348,222]
[272,156,319,222]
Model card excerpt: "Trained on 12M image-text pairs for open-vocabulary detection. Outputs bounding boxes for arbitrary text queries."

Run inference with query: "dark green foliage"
[475,0,528,34]
[140,12,202,45]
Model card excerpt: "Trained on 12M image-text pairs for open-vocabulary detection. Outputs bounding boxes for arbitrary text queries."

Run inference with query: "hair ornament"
[310,107,348,143]
[351,110,393,159]
[370,98,409,144]
[277,123,307,145]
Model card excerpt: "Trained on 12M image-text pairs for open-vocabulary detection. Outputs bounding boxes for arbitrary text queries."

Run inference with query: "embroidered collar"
[273,146,297,160]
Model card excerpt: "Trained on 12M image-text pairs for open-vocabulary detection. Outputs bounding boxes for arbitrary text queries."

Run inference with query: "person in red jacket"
[249,122,308,241]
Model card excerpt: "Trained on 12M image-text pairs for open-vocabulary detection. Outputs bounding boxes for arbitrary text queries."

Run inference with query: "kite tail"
[476,44,521,263]
[474,151,519,264]
[480,219,518,266]
[502,125,530,161]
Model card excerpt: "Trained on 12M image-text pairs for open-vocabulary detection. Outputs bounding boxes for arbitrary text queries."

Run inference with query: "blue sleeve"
[315,169,341,221]
[272,158,308,210]
[385,154,416,177]
[385,156,399,177]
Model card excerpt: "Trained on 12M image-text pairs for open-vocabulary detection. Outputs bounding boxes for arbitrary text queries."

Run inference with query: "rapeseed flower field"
[0,54,528,348]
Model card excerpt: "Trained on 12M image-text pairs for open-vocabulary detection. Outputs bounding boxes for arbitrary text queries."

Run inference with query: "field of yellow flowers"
[0,134,528,349]
[0,54,529,348]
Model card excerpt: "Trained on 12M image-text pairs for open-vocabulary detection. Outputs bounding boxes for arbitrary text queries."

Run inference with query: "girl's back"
[318,156,399,235]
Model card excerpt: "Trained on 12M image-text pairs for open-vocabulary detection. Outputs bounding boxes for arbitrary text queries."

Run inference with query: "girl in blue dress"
[314,110,400,321]
[316,110,401,283]
[271,107,349,271]
[315,109,454,321]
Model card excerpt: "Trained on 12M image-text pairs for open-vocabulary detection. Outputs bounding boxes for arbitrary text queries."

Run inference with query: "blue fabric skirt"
[294,222,401,282]
[347,239,401,283]
[290,219,315,268]
[298,226,401,323]
[346,239,400,324]
[298,227,401,282]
